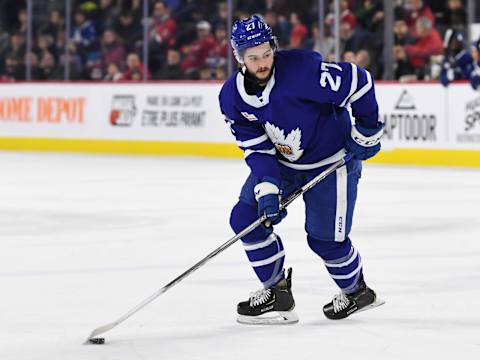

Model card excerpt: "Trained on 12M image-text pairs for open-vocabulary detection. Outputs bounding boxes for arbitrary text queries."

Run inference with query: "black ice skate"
[237,268,299,325]
[323,280,385,320]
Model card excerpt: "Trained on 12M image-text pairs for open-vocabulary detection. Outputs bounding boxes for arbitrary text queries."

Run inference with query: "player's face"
[243,42,274,82]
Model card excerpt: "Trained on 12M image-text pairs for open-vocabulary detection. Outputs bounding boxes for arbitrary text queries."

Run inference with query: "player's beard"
[251,66,273,86]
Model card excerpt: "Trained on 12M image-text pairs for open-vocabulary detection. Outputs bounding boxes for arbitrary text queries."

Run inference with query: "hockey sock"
[231,201,285,288]
[307,236,363,294]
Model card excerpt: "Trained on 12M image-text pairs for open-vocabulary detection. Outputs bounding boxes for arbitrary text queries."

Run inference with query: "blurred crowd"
[0,0,476,82]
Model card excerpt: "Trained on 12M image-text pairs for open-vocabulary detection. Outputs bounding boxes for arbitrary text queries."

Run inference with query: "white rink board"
[377,84,448,149]
[1,82,480,151]
[0,83,230,142]
[448,84,480,147]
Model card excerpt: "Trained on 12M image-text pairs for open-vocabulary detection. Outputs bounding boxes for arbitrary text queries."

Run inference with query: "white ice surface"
[0,152,479,360]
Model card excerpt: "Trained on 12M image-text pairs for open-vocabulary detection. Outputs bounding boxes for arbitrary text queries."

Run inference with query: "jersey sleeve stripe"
[349,70,372,104]
[237,134,269,148]
[339,63,359,107]
[244,148,276,159]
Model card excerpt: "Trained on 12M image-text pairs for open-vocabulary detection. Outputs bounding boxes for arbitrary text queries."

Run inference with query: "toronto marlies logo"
[110,95,137,126]
[264,122,304,161]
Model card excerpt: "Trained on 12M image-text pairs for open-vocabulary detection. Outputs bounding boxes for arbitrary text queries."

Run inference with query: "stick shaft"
[85,157,348,341]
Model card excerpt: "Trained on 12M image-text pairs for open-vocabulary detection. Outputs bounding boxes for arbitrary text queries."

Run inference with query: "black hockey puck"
[88,338,105,345]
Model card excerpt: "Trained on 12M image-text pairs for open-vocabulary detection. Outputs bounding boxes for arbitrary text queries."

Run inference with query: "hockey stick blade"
[83,155,351,343]
[84,321,117,344]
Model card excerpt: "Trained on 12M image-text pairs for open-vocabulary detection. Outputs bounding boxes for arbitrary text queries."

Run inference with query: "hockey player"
[440,30,480,90]
[219,15,384,324]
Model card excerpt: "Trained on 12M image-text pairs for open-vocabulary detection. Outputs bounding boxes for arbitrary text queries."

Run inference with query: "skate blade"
[356,298,386,314]
[237,311,299,325]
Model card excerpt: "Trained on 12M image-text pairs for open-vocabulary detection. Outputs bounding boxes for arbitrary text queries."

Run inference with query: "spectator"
[394,17,416,46]
[264,11,290,48]
[71,9,97,57]
[215,65,227,80]
[208,24,228,68]
[38,9,64,42]
[100,29,126,74]
[354,49,372,71]
[14,8,28,36]
[26,51,42,79]
[156,48,183,79]
[0,27,9,71]
[181,20,216,75]
[325,0,357,32]
[440,0,467,33]
[113,10,142,53]
[37,34,57,58]
[199,65,214,80]
[304,22,334,58]
[149,1,177,72]
[149,1,176,47]
[339,20,372,55]
[289,12,308,48]
[355,0,384,33]
[392,14,416,79]
[37,52,58,80]
[394,44,415,80]
[2,53,25,81]
[343,51,356,62]
[406,0,435,37]
[56,49,85,80]
[210,2,229,30]
[2,32,26,65]
[340,0,357,29]
[104,62,124,81]
[403,17,443,76]
[123,53,150,80]
[95,0,120,33]
[119,0,142,21]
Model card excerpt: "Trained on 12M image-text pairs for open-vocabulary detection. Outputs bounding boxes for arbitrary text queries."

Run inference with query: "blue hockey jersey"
[219,49,380,182]
[442,50,478,83]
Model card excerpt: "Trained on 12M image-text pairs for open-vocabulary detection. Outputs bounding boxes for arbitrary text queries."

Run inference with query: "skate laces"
[249,288,272,307]
[332,293,350,313]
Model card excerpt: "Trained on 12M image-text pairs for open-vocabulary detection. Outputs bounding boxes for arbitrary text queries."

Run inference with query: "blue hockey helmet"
[231,15,277,62]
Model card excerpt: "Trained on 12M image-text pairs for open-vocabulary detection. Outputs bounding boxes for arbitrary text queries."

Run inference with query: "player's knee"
[307,235,352,260]
[230,200,272,242]
[230,200,257,234]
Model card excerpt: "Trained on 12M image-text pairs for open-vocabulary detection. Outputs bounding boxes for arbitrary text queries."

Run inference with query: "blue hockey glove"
[346,123,384,161]
[470,67,480,90]
[470,75,480,90]
[440,71,449,87]
[254,178,287,227]
[440,62,452,87]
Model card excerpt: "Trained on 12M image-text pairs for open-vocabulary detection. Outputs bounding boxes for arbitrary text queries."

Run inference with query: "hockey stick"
[84,154,352,344]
